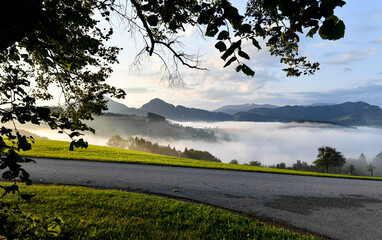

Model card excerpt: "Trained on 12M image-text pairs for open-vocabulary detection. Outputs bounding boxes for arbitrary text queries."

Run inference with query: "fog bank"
[24,121,382,166]
[160,121,382,166]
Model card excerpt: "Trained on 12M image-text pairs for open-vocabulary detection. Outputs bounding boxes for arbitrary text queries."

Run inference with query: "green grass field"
[20,139,382,181]
[4,138,376,239]
[2,183,317,239]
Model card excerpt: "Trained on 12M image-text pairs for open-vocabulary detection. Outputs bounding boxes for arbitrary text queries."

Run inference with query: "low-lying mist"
[159,121,382,166]
[23,121,382,166]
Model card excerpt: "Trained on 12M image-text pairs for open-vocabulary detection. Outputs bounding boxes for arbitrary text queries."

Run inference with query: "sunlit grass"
[20,139,382,181]
[3,183,317,240]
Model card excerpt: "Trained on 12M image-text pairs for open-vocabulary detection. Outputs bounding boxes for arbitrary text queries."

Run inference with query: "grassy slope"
[21,139,382,181]
[3,184,316,239]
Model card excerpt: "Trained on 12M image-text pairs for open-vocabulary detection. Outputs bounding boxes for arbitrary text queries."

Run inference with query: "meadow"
[3,138,381,239]
[2,183,318,239]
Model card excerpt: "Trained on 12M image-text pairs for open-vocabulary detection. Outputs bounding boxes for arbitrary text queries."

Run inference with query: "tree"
[314,146,346,173]
[230,159,239,164]
[107,135,128,149]
[275,162,287,169]
[349,164,355,175]
[365,164,376,177]
[248,160,262,167]
[292,160,303,170]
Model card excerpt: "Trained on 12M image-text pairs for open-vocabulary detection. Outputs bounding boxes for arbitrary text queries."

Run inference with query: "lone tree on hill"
[314,146,346,173]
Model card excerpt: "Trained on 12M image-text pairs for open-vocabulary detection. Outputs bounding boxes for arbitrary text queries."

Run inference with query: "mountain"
[214,103,278,115]
[234,101,382,127]
[308,103,336,107]
[106,98,233,121]
[105,98,144,115]
[106,98,382,126]
[141,98,233,121]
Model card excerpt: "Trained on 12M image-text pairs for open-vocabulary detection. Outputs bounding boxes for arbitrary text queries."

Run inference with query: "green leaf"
[147,15,158,26]
[223,56,237,68]
[221,40,241,60]
[205,23,218,37]
[320,0,335,18]
[306,26,319,38]
[215,41,227,52]
[238,50,250,60]
[217,30,229,40]
[241,64,255,77]
[319,15,345,40]
[240,24,251,33]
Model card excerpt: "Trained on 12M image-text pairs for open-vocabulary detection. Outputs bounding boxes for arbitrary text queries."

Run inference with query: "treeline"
[88,113,223,142]
[107,135,221,163]
[232,153,382,177]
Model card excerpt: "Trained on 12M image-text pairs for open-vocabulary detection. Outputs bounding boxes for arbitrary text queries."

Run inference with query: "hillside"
[107,98,233,121]
[106,98,382,127]
[234,101,382,126]
[105,97,144,115]
[214,103,278,115]
[86,113,222,141]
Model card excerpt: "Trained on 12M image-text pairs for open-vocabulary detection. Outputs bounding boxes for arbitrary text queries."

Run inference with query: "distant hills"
[106,98,382,127]
[234,102,382,126]
[214,103,278,115]
[106,98,233,121]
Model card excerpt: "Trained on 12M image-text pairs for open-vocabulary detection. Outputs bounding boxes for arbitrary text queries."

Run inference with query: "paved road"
[22,158,382,240]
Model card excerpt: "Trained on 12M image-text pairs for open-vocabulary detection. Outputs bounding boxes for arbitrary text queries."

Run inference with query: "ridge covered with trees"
[107,135,221,162]
[107,98,382,127]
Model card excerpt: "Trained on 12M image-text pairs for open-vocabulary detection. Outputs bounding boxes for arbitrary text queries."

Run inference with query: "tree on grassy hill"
[107,135,128,149]
[314,146,346,173]
[182,148,221,162]
[248,160,262,167]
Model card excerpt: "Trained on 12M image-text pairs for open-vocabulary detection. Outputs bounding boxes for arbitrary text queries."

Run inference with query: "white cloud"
[372,38,382,44]
[327,48,378,65]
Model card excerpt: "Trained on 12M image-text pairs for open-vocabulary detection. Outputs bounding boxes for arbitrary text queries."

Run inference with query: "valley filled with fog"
[161,121,382,166]
[23,120,382,167]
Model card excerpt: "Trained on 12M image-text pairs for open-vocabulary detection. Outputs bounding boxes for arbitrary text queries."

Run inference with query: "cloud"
[327,48,378,65]
[262,83,382,107]
[163,121,382,165]
[123,87,149,94]
[372,38,382,44]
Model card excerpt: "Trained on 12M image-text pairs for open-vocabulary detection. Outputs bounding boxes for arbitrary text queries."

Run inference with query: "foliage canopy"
[314,146,346,173]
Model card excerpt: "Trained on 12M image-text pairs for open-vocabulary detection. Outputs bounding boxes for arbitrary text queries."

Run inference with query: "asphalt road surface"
[22,158,382,240]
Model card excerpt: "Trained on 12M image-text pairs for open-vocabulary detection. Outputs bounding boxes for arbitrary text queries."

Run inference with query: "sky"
[103,0,382,111]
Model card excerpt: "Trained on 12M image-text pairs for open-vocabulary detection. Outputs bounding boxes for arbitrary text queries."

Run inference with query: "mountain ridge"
[234,101,382,126]
[106,98,233,122]
[106,98,382,127]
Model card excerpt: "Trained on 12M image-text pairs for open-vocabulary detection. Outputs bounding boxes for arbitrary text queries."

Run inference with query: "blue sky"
[105,0,382,110]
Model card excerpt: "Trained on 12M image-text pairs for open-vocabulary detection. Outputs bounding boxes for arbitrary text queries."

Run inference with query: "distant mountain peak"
[141,98,175,109]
